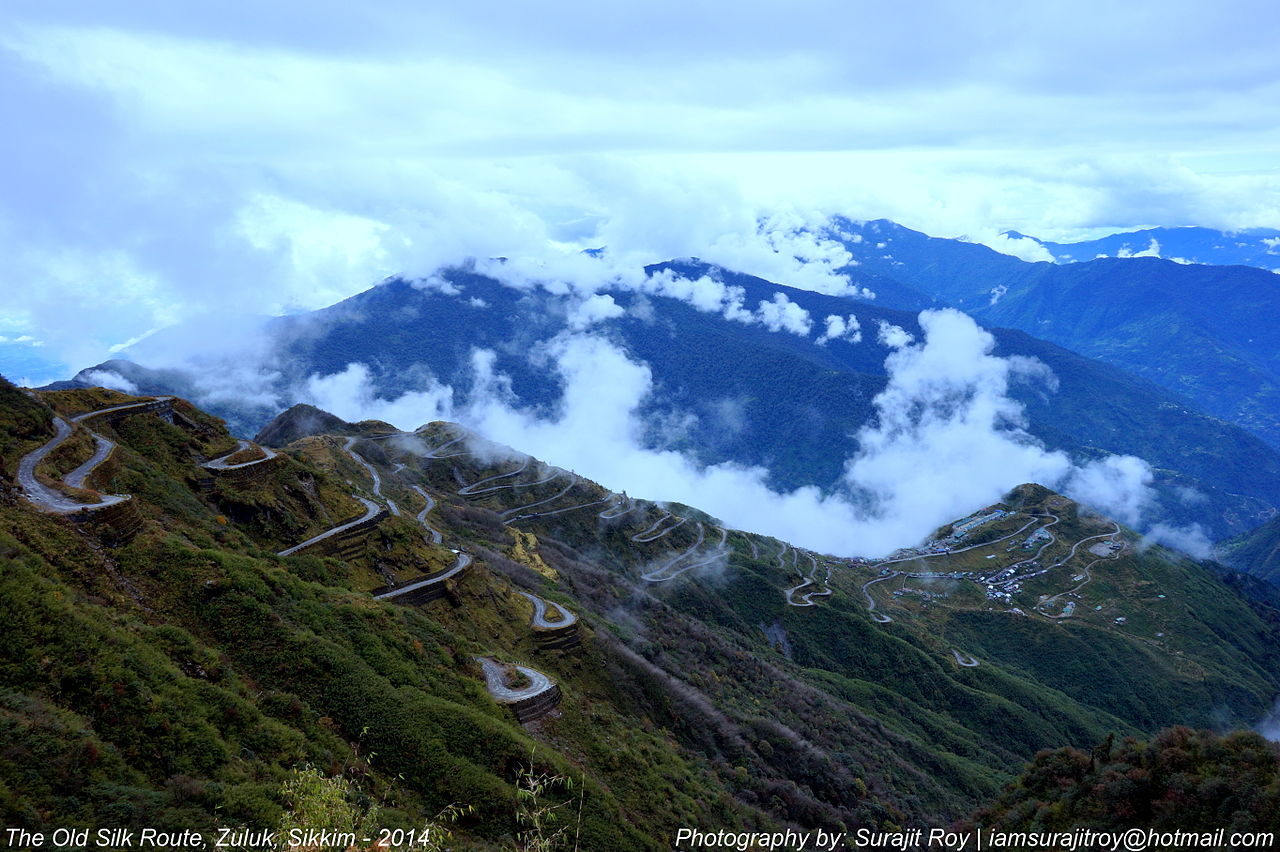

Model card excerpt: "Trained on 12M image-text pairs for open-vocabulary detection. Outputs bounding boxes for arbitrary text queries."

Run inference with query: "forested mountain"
[827,219,1280,449]
[57,263,1280,541]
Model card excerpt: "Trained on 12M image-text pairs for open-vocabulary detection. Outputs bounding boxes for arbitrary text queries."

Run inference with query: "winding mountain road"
[639,523,732,582]
[457,458,535,495]
[277,495,382,557]
[202,439,278,471]
[631,512,686,542]
[861,573,897,622]
[498,473,578,520]
[17,397,174,513]
[506,493,614,522]
[785,551,834,606]
[952,650,980,667]
[517,591,578,629]
[373,552,472,600]
[599,495,638,520]
[410,486,443,544]
[343,437,399,516]
[474,656,556,703]
[1038,523,1124,616]
[858,514,1063,620]
[64,432,116,489]
[423,434,480,459]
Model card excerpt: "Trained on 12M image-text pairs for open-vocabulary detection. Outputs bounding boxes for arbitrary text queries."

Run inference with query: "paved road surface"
[457,458,533,494]
[631,512,686,542]
[785,552,833,606]
[64,433,115,488]
[423,434,470,459]
[499,474,577,520]
[278,495,381,556]
[861,573,897,622]
[474,656,556,703]
[1038,524,1123,616]
[517,591,578,628]
[640,524,732,582]
[373,552,472,600]
[410,486,444,544]
[599,495,637,519]
[507,494,614,522]
[203,439,278,471]
[343,437,399,516]
[18,417,129,513]
[72,397,172,424]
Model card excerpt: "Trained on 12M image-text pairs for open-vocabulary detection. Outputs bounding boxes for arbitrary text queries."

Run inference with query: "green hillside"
[966,727,1280,835]
[1221,515,1280,586]
[3,380,1279,847]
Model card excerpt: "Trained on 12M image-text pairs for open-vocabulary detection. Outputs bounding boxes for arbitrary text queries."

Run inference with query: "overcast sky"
[3,0,1279,382]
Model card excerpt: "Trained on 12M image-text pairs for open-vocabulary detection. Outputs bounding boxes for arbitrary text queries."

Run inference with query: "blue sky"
[3,0,1280,383]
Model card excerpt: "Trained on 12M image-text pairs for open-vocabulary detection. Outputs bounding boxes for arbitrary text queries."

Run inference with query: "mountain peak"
[254,402,353,446]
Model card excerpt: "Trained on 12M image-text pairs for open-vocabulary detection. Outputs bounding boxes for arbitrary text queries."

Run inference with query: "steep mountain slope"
[5,378,1279,844]
[828,219,1280,449]
[966,727,1280,835]
[1222,515,1280,586]
[60,264,1280,539]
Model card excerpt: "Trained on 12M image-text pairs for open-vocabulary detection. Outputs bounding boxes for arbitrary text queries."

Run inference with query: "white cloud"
[303,363,453,428]
[448,309,1166,556]
[1116,237,1162,258]
[566,293,624,330]
[1061,455,1154,526]
[977,231,1056,263]
[6,2,1280,387]
[1141,522,1213,559]
[817,314,862,345]
[80,369,137,394]
[876,321,914,348]
[754,293,811,336]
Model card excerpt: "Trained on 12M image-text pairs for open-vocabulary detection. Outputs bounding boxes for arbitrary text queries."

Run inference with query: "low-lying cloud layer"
[300,307,1173,557]
[6,2,1280,383]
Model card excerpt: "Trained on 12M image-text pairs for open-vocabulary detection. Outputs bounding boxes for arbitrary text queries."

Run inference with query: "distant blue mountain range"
[54,258,1280,542]
[1024,226,1280,270]
[827,219,1280,450]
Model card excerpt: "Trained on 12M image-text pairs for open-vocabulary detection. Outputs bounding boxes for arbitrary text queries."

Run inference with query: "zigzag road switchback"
[631,512,687,543]
[456,458,534,495]
[343,437,399,516]
[474,656,556,703]
[202,439,278,471]
[410,486,443,544]
[861,573,897,623]
[599,495,639,520]
[506,494,615,523]
[517,591,578,629]
[640,524,732,583]
[497,473,578,521]
[785,552,832,607]
[17,397,173,514]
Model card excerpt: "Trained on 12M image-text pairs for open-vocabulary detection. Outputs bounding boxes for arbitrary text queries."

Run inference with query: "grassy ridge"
[3,381,1280,844]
